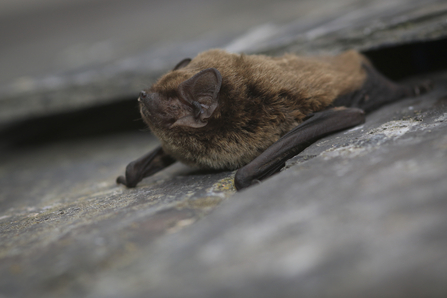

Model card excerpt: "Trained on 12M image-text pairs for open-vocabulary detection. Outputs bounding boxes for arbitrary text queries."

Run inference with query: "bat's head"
[139,60,222,131]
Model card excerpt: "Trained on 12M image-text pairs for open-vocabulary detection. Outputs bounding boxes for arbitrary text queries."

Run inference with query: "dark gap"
[1,37,447,150]
[0,98,146,150]
[362,37,447,80]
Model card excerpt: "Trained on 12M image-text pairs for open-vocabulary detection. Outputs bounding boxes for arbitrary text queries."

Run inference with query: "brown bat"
[116,49,430,190]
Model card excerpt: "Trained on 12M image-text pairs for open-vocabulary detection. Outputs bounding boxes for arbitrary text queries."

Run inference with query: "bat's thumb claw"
[116,175,127,186]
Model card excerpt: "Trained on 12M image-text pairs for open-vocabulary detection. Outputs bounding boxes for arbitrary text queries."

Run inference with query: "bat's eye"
[139,90,148,99]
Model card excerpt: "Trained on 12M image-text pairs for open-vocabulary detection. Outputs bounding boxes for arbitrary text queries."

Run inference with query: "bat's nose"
[139,90,148,101]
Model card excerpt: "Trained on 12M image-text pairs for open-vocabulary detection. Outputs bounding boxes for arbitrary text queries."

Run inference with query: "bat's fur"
[141,49,370,170]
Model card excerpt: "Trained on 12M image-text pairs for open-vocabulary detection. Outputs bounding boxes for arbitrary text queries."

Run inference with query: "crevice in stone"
[0,98,146,150]
[363,37,447,80]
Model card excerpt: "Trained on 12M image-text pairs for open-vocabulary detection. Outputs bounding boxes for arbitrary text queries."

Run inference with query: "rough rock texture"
[1,0,447,297]
[0,132,236,297]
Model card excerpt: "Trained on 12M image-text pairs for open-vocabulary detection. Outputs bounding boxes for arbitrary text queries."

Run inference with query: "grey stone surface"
[233,0,447,55]
[0,132,235,297]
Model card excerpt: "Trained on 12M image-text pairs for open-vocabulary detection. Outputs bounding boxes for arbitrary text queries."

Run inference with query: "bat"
[116,49,431,190]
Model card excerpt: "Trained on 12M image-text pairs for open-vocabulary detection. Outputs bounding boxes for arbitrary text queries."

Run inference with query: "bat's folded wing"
[234,107,365,190]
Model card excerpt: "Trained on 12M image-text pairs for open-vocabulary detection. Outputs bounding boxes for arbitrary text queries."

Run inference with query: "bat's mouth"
[139,102,152,125]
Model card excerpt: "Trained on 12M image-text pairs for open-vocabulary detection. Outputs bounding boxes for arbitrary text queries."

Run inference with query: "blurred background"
[0,0,311,86]
[0,0,347,88]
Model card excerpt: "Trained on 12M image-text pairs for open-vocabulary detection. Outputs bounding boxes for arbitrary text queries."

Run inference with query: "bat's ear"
[173,68,222,128]
[172,58,191,70]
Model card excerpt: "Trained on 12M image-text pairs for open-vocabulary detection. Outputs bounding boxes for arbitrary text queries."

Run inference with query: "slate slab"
[0,132,235,297]
[229,0,447,55]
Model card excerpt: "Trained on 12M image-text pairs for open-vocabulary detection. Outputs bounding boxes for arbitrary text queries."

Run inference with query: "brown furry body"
[142,49,368,170]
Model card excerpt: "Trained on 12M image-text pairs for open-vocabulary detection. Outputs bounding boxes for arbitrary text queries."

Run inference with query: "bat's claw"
[116,174,138,188]
[116,175,128,187]
[234,169,264,191]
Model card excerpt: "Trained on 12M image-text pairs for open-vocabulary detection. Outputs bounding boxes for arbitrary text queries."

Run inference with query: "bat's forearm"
[235,107,365,190]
